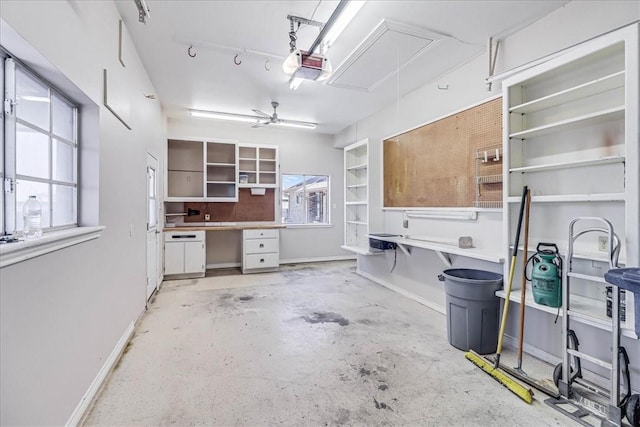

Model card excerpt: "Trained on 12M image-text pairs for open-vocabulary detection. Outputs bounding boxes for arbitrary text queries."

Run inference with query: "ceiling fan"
[251,102,316,129]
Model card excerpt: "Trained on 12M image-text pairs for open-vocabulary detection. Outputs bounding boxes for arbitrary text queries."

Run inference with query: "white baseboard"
[205,257,356,270]
[206,262,241,269]
[280,255,356,264]
[357,269,446,316]
[501,333,560,366]
[66,321,135,427]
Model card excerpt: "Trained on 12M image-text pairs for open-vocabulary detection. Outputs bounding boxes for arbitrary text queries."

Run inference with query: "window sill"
[283,223,333,229]
[0,226,105,268]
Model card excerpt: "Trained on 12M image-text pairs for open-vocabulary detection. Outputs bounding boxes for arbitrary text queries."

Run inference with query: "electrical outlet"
[403,219,409,228]
[204,214,211,221]
[598,236,608,252]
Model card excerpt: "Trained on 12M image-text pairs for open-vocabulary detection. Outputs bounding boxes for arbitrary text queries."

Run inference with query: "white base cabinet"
[242,229,279,274]
[164,231,206,278]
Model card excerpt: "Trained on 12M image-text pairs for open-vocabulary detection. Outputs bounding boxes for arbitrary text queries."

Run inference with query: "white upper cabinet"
[166,139,239,202]
[237,144,279,188]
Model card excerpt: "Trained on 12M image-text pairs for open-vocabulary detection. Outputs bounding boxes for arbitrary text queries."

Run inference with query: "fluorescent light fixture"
[21,95,50,103]
[314,1,366,53]
[405,210,478,220]
[190,110,259,123]
[190,109,317,129]
[272,120,317,129]
[289,76,304,90]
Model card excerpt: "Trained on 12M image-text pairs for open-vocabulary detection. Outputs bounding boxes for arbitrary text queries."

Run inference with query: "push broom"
[483,189,560,399]
[465,186,534,404]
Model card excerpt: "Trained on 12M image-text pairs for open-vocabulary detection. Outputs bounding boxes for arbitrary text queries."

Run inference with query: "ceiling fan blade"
[252,119,271,128]
[252,109,271,118]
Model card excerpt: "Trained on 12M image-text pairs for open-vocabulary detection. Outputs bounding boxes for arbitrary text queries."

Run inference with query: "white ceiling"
[116,0,569,135]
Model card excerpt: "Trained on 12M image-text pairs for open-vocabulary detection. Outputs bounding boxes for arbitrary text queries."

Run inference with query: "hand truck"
[545,217,637,427]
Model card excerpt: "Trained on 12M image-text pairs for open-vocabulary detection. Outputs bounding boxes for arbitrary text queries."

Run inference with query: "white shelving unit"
[343,139,378,255]
[205,141,238,201]
[166,139,204,200]
[501,23,639,337]
[166,138,239,202]
[237,144,279,188]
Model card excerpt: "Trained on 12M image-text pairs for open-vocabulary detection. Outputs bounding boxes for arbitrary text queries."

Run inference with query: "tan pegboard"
[384,98,502,207]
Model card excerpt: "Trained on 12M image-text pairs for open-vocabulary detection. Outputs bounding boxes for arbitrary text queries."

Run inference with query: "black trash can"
[438,269,503,354]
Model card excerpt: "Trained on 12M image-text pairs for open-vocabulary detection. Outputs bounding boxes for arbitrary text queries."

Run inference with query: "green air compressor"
[527,242,563,308]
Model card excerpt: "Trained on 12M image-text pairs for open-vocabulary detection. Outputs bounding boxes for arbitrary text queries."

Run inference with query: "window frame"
[2,54,79,236]
[281,173,331,227]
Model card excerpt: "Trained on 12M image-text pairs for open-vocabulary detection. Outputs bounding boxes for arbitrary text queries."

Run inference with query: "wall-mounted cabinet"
[206,141,238,201]
[166,139,239,202]
[167,139,204,199]
[501,23,638,337]
[342,139,376,255]
[238,144,278,188]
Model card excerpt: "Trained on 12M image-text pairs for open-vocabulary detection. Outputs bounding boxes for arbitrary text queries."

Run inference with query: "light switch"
[204,214,211,221]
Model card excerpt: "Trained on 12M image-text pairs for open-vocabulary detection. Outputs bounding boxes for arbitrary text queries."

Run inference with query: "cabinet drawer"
[165,230,205,242]
[244,253,279,269]
[245,238,279,254]
[244,228,279,239]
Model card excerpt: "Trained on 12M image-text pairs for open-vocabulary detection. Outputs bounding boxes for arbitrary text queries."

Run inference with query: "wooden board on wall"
[383,98,502,208]
[184,189,275,222]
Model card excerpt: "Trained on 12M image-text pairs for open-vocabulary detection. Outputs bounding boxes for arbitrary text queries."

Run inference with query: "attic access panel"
[327,20,441,92]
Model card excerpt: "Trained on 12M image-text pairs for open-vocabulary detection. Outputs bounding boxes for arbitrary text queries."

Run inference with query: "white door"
[146,154,160,300]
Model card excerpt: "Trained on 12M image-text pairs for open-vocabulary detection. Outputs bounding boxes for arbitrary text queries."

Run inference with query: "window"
[282,174,329,225]
[2,56,78,235]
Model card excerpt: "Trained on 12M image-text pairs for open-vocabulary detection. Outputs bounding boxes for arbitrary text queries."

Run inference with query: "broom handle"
[495,186,528,367]
[516,189,531,369]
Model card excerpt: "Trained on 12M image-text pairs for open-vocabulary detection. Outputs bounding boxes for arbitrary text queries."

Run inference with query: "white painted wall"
[0,1,164,424]
[168,118,352,263]
[335,0,640,391]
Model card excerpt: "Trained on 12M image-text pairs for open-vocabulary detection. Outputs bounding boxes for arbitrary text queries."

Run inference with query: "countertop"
[164,223,286,232]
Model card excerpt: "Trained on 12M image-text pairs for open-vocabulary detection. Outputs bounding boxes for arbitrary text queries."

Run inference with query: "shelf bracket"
[487,37,500,91]
[396,243,411,257]
[436,250,452,268]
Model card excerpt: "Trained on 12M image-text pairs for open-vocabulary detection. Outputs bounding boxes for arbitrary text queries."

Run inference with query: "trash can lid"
[441,268,503,284]
[604,267,640,292]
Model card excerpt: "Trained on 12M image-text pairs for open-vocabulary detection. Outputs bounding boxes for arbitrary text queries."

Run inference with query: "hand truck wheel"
[626,394,640,426]
[553,330,582,387]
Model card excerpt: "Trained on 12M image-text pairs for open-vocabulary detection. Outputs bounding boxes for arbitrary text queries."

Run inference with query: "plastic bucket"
[438,269,503,354]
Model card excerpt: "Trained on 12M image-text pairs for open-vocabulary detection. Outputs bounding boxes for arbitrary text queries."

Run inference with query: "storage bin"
[604,267,640,336]
[438,269,503,354]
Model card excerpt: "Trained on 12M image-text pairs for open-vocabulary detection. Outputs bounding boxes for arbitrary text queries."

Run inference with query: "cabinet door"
[184,241,205,274]
[164,242,185,275]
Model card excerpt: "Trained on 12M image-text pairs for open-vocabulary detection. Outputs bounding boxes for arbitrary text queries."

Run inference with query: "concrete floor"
[84,261,576,426]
